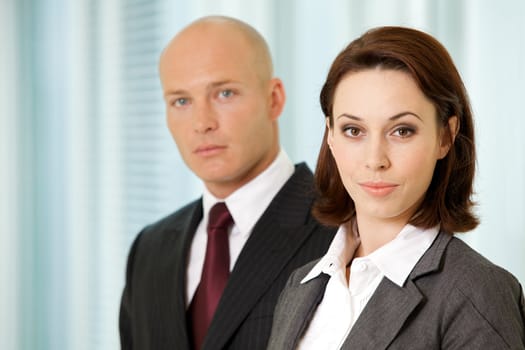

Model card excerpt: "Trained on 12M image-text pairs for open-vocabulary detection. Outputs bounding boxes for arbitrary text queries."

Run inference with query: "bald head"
[157,15,286,197]
[160,16,274,83]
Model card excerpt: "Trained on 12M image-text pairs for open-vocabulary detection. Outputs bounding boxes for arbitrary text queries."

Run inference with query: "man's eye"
[219,89,234,98]
[174,98,188,107]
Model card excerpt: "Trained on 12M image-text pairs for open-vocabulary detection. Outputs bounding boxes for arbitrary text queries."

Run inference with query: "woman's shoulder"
[445,236,520,285]
[435,235,525,347]
[440,235,523,311]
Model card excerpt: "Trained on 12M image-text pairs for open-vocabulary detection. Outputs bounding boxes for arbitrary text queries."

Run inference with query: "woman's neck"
[354,215,407,257]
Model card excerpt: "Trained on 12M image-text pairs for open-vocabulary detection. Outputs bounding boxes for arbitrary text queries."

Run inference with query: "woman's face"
[327,68,453,226]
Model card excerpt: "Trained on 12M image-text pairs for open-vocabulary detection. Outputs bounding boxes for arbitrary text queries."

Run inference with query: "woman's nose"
[365,137,390,170]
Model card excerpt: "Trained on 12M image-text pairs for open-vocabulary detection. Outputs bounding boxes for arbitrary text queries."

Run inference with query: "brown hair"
[313,26,478,233]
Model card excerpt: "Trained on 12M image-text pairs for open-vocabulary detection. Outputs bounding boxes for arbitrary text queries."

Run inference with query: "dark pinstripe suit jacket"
[267,231,525,349]
[119,163,336,350]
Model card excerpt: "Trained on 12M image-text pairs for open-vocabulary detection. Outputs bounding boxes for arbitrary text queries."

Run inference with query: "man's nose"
[192,101,218,133]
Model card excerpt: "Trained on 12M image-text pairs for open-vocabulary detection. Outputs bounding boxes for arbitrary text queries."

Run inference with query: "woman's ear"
[325,117,333,150]
[439,116,459,159]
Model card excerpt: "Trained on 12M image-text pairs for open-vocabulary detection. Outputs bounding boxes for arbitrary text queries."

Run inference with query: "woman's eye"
[393,127,415,138]
[344,126,362,137]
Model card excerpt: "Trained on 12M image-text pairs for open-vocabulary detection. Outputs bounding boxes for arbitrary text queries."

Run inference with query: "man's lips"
[359,181,398,197]
[194,144,227,156]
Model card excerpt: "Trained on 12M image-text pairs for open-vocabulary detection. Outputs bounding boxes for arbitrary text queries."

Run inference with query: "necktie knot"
[207,202,233,231]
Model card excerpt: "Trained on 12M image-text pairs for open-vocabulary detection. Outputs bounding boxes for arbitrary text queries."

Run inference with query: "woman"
[267,26,525,349]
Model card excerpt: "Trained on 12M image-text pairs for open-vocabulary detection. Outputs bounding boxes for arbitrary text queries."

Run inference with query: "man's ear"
[268,78,286,120]
[439,116,459,159]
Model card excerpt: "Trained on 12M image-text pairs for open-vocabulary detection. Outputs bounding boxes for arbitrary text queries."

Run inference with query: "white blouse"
[297,223,439,350]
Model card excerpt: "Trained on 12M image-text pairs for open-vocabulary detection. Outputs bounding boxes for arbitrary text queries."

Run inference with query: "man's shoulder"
[290,162,314,183]
[272,162,315,201]
[140,198,202,238]
[259,162,320,226]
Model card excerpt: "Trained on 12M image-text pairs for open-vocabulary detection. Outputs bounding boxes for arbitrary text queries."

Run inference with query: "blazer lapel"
[341,278,423,349]
[203,164,321,349]
[341,231,452,349]
[273,272,331,350]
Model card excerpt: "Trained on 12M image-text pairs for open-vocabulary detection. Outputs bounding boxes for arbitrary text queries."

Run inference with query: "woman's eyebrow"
[335,111,422,121]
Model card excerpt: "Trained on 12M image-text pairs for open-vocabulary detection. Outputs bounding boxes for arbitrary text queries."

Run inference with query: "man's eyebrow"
[163,90,187,98]
[163,80,241,98]
[209,79,238,88]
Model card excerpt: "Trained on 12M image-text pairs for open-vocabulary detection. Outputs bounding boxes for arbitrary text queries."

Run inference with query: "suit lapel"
[341,277,423,349]
[160,200,203,349]
[341,231,452,349]
[274,273,331,349]
[203,164,319,349]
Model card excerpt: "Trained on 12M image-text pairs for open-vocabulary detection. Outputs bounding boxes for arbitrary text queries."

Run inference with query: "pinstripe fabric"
[268,232,525,350]
[119,163,337,350]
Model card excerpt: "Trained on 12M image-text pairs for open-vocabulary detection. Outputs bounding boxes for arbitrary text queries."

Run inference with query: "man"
[119,16,336,350]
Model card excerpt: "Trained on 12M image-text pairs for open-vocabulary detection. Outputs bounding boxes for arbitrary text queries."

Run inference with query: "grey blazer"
[119,163,337,350]
[268,232,525,349]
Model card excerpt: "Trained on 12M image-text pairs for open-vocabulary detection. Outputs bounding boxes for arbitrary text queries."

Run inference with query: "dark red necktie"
[189,202,233,349]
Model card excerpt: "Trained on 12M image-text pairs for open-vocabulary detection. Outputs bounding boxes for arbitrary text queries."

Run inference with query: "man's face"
[159,24,283,198]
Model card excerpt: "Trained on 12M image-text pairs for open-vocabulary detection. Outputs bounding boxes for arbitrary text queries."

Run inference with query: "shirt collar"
[301,223,360,283]
[301,222,439,287]
[366,224,439,287]
[202,149,294,236]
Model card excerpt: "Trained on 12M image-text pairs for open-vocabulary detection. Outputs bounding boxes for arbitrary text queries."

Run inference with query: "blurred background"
[1,0,524,349]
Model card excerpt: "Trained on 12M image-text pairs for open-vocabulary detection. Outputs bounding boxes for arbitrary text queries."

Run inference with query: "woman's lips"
[359,182,398,197]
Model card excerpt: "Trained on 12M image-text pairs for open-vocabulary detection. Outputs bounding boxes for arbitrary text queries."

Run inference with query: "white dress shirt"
[297,222,440,350]
[185,150,295,306]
